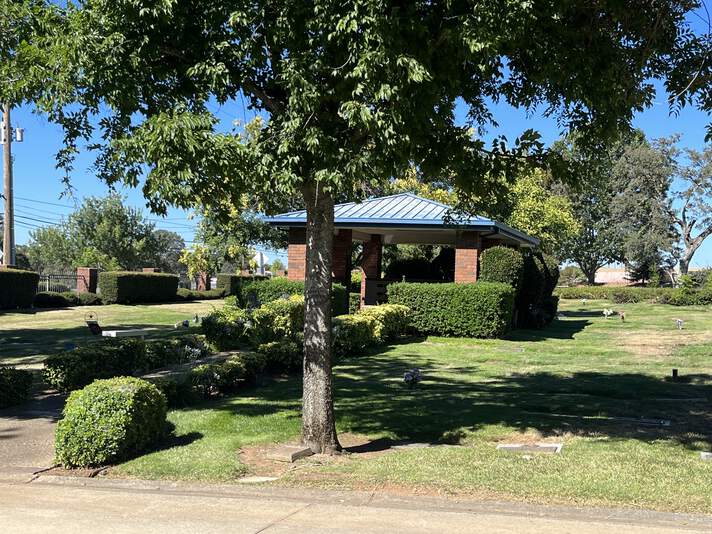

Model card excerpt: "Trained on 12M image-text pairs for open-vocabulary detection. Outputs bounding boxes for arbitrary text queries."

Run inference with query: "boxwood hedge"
[479,246,524,290]
[387,282,515,338]
[98,271,179,304]
[55,377,167,468]
[0,268,39,310]
[242,277,348,315]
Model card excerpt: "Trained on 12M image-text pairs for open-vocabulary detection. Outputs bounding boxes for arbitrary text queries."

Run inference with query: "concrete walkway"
[0,392,63,480]
[1,476,711,533]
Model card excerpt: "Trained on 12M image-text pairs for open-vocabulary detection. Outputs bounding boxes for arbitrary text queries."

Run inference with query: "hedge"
[98,271,179,304]
[349,292,361,314]
[201,306,251,350]
[0,367,33,408]
[215,273,268,296]
[0,268,39,309]
[388,282,515,338]
[358,304,411,342]
[332,314,378,358]
[555,286,675,302]
[34,291,103,308]
[242,277,348,315]
[251,295,304,346]
[479,246,524,290]
[175,287,226,301]
[43,336,208,392]
[55,377,167,468]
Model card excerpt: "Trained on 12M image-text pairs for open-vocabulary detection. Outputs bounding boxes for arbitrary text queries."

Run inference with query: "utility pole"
[2,103,14,266]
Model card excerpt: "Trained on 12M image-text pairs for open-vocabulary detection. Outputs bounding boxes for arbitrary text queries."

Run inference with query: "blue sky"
[5,58,711,269]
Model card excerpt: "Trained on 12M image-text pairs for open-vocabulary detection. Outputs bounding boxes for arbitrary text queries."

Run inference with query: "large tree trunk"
[679,256,690,276]
[301,182,340,454]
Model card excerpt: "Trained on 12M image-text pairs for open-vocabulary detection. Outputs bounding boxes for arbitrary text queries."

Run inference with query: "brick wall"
[454,231,481,283]
[287,227,307,281]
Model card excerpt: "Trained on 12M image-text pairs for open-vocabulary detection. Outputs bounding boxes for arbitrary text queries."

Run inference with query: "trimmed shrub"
[34,291,79,308]
[479,246,524,290]
[43,337,206,392]
[332,314,378,358]
[555,286,676,303]
[250,295,305,346]
[35,291,103,308]
[358,304,411,342]
[201,306,251,350]
[0,367,33,408]
[349,292,361,314]
[188,353,265,398]
[43,339,148,392]
[242,278,348,315]
[388,282,515,338]
[151,377,197,408]
[98,271,179,304]
[215,273,268,296]
[175,287,225,301]
[662,288,712,306]
[517,254,545,312]
[0,268,39,310]
[257,340,303,372]
[55,377,167,468]
[76,292,102,306]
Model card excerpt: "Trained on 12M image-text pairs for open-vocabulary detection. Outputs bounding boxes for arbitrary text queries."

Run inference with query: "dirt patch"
[615,329,712,358]
[238,434,394,479]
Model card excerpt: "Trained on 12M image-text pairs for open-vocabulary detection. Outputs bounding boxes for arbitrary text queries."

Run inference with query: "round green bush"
[55,377,168,468]
[479,246,524,290]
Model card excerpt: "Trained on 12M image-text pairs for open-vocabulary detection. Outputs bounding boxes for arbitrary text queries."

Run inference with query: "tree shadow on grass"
[0,324,202,362]
[213,346,712,452]
[506,319,591,342]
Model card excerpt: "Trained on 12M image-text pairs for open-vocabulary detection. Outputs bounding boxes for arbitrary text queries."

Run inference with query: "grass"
[109,299,712,513]
[0,300,225,366]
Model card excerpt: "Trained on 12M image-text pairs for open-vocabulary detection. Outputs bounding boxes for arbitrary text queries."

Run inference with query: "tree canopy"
[21,0,704,452]
[24,194,185,272]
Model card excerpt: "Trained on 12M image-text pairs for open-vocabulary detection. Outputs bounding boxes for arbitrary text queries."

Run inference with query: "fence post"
[76,267,98,294]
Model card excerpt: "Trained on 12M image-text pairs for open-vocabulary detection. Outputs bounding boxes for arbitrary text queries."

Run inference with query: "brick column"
[287,227,307,281]
[331,229,352,284]
[76,267,98,294]
[454,231,481,283]
[361,234,382,278]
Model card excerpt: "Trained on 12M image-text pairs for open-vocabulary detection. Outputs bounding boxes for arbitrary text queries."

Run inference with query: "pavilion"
[264,193,538,305]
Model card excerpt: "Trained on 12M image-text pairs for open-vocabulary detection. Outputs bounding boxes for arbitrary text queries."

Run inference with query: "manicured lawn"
[112,299,712,513]
[0,300,225,366]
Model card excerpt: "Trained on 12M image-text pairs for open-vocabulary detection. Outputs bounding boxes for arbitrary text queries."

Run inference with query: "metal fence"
[38,272,81,293]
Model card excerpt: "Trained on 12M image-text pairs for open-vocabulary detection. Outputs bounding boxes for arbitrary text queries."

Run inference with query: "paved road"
[1,476,711,533]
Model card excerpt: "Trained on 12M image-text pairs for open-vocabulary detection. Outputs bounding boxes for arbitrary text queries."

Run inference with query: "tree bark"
[301,182,340,454]
[679,256,690,276]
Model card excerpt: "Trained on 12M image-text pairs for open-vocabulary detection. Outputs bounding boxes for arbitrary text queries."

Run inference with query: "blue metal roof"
[264,192,538,246]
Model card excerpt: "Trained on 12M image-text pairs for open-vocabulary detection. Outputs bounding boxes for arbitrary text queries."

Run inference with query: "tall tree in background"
[611,137,679,282]
[29,1,698,453]
[552,132,627,284]
[24,194,183,272]
[672,145,712,274]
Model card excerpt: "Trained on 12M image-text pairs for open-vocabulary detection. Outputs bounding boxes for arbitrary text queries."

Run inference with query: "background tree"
[179,244,221,282]
[611,137,679,283]
[31,1,698,453]
[504,169,579,254]
[149,230,186,274]
[24,194,180,272]
[671,145,712,274]
[552,132,627,284]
